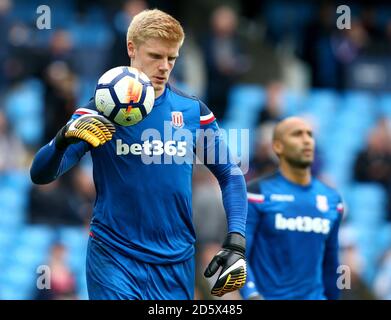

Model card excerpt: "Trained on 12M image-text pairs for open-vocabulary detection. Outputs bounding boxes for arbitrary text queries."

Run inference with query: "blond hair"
[127,9,185,47]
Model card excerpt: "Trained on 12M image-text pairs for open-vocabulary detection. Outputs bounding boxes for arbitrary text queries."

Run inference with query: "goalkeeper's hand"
[204,233,247,297]
[55,114,115,149]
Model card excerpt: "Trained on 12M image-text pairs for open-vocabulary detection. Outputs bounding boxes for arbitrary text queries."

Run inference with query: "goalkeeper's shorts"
[86,235,195,300]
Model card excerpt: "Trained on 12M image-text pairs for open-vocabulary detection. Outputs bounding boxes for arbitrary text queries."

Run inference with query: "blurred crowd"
[1,0,391,300]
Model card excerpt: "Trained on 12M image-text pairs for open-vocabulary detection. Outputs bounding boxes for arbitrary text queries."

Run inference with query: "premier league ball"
[94,66,155,126]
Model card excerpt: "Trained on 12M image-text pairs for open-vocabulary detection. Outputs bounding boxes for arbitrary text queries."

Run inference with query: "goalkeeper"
[30,9,247,300]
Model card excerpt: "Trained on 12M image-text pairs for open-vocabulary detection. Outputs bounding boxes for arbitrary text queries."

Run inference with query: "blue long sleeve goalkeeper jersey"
[240,171,343,300]
[30,84,247,264]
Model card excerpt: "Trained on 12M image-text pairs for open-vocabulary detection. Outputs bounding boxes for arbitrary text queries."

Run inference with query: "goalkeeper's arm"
[202,132,248,296]
[30,114,115,184]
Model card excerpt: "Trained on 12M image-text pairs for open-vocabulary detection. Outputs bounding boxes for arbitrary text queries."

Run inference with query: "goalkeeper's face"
[273,118,315,169]
[127,38,181,98]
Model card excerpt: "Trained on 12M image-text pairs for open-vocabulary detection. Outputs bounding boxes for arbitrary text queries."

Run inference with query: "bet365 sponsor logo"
[113,122,250,174]
[275,213,331,234]
[116,139,187,156]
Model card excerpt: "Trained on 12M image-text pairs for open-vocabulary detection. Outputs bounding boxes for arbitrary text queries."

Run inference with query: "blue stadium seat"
[0,210,25,229]
[337,91,376,131]
[377,223,391,257]
[11,243,49,267]
[0,284,31,300]
[0,187,27,215]
[58,226,89,250]
[348,183,387,226]
[59,227,88,263]
[0,173,27,227]
[0,226,54,299]
[4,78,44,146]
[378,92,391,119]
[17,225,55,251]
[0,226,18,267]
[342,90,375,112]
[0,264,37,300]
[348,222,391,285]
[77,272,89,300]
[5,170,31,192]
[303,89,338,131]
[222,85,265,161]
[281,89,305,117]
[223,84,265,130]
[352,226,379,284]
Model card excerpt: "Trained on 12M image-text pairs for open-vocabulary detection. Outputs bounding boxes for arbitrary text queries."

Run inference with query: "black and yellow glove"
[55,114,115,149]
[204,233,247,297]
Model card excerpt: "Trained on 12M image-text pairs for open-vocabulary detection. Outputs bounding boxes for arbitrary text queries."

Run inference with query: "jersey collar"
[154,84,169,107]
[278,170,313,190]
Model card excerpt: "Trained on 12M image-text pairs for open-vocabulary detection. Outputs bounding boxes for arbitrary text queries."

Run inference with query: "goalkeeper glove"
[204,232,247,297]
[55,114,115,149]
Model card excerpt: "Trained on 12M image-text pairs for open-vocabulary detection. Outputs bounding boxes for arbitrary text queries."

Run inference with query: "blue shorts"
[86,236,195,300]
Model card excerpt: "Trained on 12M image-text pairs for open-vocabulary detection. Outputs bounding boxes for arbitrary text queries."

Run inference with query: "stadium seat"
[0,226,54,299]
[377,223,391,257]
[378,92,391,120]
[0,210,25,229]
[0,173,28,228]
[303,89,338,129]
[17,225,55,251]
[222,85,265,161]
[348,183,387,226]
[4,78,44,146]
[77,273,89,300]
[58,226,89,249]
[0,186,27,213]
[0,226,18,267]
[223,84,265,130]
[337,91,376,131]
[5,170,31,192]
[0,264,37,300]
[281,89,305,117]
[349,222,391,285]
[58,226,89,270]
[11,243,49,268]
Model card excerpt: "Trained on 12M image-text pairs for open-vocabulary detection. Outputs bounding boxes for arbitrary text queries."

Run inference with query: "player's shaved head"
[273,117,312,142]
[272,117,315,169]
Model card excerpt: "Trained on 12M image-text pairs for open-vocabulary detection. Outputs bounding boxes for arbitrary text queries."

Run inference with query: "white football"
[94,66,155,126]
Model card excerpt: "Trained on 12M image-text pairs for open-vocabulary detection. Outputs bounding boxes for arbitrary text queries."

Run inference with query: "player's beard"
[285,155,313,169]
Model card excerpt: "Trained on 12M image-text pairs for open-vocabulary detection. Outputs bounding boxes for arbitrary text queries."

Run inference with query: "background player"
[240,117,344,300]
[30,9,247,300]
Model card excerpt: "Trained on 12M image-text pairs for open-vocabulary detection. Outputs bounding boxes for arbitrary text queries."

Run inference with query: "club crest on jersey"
[171,111,184,128]
[316,195,329,212]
